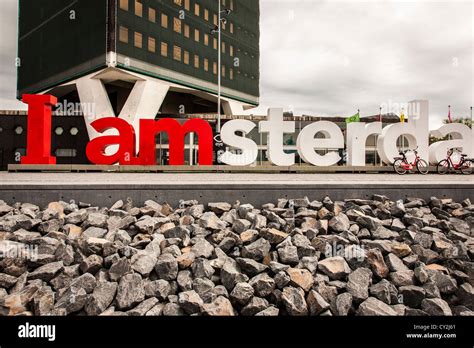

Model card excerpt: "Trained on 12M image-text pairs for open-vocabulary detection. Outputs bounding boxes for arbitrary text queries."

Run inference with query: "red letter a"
[21,94,57,164]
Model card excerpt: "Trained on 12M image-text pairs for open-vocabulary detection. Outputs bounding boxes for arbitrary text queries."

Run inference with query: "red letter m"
[139,119,213,165]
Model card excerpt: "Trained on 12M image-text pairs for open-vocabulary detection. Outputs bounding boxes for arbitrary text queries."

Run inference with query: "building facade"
[17,0,260,115]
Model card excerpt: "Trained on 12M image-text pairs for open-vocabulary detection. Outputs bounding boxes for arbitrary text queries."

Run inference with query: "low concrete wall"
[0,182,471,207]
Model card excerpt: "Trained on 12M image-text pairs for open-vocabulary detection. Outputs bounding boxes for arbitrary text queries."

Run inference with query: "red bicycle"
[393,147,429,175]
[437,148,472,175]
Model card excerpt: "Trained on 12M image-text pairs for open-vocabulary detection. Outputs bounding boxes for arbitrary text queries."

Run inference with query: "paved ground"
[0,173,472,186]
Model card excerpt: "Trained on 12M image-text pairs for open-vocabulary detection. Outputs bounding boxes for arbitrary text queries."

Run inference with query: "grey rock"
[85,281,117,315]
[346,268,372,303]
[28,261,64,281]
[357,297,398,316]
[278,245,299,265]
[241,296,270,316]
[249,273,276,297]
[369,279,398,305]
[421,298,452,316]
[335,292,353,316]
[399,285,426,308]
[306,290,330,315]
[116,273,145,310]
[241,238,271,261]
[155,254,178,281]
[281,287,308,316]
[318,256,351,280]
[230,282,254,305]
[178,290,204,314]
[131,252,157,277]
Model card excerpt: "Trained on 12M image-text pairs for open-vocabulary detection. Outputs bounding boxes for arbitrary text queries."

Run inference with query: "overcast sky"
[0,0,472,129]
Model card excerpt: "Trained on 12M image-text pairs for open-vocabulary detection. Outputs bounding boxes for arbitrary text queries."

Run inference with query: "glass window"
[230,68,234,80]
[194,28,200,42]
[194,55,200,68]
[135,0,143,17]
[119,0,128,11]
[213,14,218,26]
[148,37,156,52]
[213,38,217,50]
[204,34,209,46]
[194,3,200,16]
[204,58,209,71]
[161,42,168,57]
[119,26,128,43]
[213,62,217,75]
[230,45,234,56]
[173,45,182,61]
[222,65,226,78]
[184,24,190,38]
[174,18,182,33]
[204,9,209,21]
[184,50,190,65]
[161,13,168,28]
[230,0,234,11]
[222,41,226,53]
[148,7,156,22]
[230,22,234,34]
[134,32,143,48]
[184,0,190,10]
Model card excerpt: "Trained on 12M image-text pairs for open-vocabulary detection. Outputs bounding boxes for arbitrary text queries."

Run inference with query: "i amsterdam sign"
[21,94,473,167]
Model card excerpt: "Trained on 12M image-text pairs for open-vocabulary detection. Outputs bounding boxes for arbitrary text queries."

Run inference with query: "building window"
[119,0,128,11]
[222,41,226,54]
[184,24,190,38]
[134,0,143,17]
[148,7,156,22]
[148,37,156,52]
[161,42,168,57]
[213,62,217,75]
[184,50,190,65]
[119,26,129,43]
[213,14,218,26]
[204,34,209,46]
[194,55,200,68]
[204,58,209,71]
[230,0,234,11]
[184,0,190,11]
[55,149,77,158]
[194,3,200,16]
[161,13,168,28]
[230,22,234,34]
[134,32,143,48]
[194,29,200,42]
[222,65,226,78]
[174,0,182,6]
[230,45,234,56]
[230,68,234,80]
[173,45,182,61]
[55,127,64,136]
[173,18,182,33]
[204,9,209,21]
[213,38,217,50]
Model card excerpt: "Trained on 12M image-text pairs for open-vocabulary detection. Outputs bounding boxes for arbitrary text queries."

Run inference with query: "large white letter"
[346,122,382,166]
[377,100,429,164]
[429,124,473,164]
[259,108,295,166]
[220,120,258,166]
[297,121,344,166]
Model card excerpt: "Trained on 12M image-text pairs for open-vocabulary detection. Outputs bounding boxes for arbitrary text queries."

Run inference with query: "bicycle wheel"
[460,160,473,175]
[437,160,450,175]
[393,159,407,175]
[416,159,429,175]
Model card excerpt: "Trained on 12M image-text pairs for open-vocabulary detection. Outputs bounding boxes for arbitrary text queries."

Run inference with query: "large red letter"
[139,118,213,165]
[86,118,138,165]
[21,94,57,164]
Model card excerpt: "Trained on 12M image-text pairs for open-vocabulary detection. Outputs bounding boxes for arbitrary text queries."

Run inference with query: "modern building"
[17,0,260,156]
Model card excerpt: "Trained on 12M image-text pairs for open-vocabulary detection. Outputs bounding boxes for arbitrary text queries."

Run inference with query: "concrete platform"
[0,173,472,207]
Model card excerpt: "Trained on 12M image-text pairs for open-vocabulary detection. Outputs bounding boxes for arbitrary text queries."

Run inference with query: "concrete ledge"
[9,164,414,173]
[0,172,471,207]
